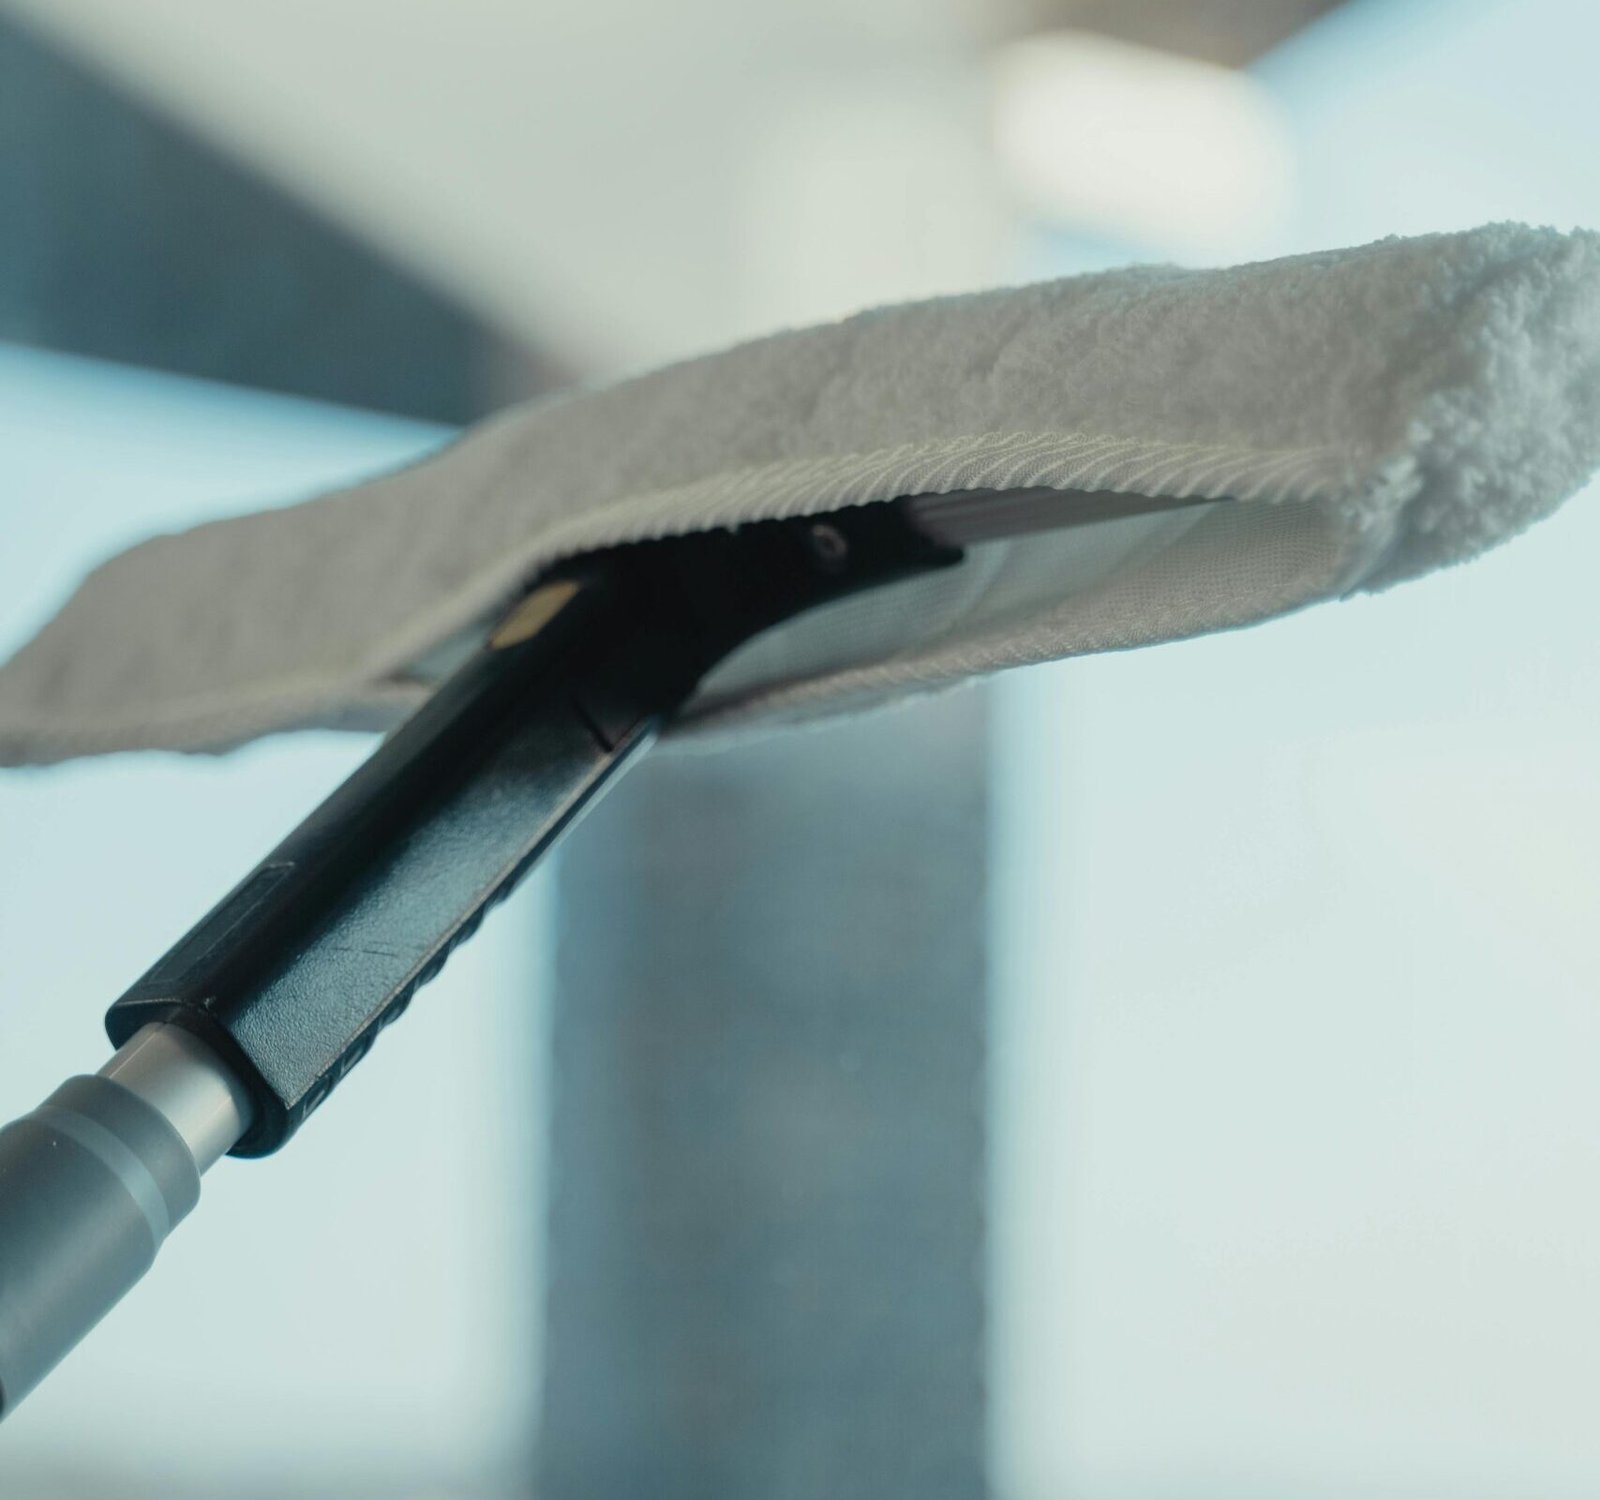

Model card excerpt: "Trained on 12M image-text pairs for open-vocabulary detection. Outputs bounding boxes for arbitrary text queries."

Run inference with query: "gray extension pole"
[0,1025,252,1416]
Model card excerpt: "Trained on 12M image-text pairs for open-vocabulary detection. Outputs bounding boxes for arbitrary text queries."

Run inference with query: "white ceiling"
[2,0,1005,376]
[3,0,1325,377]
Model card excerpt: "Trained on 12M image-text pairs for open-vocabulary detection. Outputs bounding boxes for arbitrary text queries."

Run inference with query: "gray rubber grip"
[0,1075,200,1419]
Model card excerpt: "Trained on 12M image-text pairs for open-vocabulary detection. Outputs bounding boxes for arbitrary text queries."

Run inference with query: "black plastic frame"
[105,502,961,1155]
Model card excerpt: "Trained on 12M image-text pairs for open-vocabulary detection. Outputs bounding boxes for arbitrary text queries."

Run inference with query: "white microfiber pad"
[2,222,1598,764]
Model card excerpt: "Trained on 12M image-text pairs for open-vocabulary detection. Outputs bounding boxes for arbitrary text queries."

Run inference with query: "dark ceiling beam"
[0,15,567,423]
[982,0,1353,66]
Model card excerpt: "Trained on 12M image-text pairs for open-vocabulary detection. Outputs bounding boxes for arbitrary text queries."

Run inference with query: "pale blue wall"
[993,4,1600,1496]
[0,348,547,1493]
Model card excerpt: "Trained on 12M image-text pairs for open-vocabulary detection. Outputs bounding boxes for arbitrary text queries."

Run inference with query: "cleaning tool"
[0,223,1596,1420]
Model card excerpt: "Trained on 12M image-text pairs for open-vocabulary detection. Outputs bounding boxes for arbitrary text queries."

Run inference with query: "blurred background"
[0,0,1598,1496]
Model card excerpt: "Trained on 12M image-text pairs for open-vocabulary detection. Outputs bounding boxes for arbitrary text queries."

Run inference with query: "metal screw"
[808,522,850,569]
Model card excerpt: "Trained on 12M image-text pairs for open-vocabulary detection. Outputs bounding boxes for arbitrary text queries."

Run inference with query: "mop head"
[2,222,1598,764]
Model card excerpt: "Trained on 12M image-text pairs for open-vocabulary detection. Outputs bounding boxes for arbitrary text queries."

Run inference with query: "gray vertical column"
[541,688,989,1500]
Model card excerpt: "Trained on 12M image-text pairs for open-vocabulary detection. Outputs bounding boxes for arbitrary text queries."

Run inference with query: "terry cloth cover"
[2,222,1598,765]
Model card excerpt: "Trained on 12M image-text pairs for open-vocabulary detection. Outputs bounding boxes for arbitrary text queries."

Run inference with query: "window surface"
[992,3,1600,1495]
[0,346,546,1495]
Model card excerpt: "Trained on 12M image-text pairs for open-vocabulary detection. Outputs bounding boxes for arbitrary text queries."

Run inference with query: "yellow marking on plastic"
[489,579,580,649]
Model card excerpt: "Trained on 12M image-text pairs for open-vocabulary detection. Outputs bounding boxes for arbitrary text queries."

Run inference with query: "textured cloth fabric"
[2,222,1598,764]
